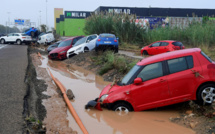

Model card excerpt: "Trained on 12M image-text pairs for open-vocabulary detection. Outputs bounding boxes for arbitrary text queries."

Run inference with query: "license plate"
[104,41,111,44]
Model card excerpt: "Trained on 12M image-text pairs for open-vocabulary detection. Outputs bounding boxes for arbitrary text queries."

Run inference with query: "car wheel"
[112,102,132,116]
[1,39,5,44]
[143,50,148,55]
[16,39,22,45]
[84,47,89,52]
[114,47,118,53]
[197,84,215,105]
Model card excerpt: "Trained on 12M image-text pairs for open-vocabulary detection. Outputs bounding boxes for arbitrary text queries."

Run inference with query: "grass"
[91,51,139,75]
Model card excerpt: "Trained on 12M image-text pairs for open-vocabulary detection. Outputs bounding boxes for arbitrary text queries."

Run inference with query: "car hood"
[99,84,124,97]
[49,46,68,53]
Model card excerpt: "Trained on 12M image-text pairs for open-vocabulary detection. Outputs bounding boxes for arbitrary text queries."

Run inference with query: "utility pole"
[46,0,48,31]
[39,10,42,30]
[7,12,10,34]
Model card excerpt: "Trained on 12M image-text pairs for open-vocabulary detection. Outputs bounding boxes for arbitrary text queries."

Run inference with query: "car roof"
[137,48,201,66]
[63,36,84,41]
[154,40,181,43]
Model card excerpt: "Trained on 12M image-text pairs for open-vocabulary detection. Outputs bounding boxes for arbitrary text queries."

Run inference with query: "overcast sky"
[0,0,215,29]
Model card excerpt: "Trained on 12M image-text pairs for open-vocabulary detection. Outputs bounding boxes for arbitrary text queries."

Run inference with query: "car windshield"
[24,29,30,32]
[73,37,87,47]
[120,65,141,85]
[58,40,72,47]
[38,33,46,37]
[100,34,115,38]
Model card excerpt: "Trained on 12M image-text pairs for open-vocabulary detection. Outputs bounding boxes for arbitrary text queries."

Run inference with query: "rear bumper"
[96,44,118,50]
[48,53,67,60]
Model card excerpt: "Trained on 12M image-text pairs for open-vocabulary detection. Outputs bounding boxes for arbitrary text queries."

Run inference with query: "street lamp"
[39,10,42,29]
[7,12,10,34]
[46,0,48,31]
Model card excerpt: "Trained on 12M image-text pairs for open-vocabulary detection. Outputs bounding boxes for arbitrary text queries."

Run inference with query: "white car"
[0,33,32,45]
[67,34,98,58]
[37,33,55,45]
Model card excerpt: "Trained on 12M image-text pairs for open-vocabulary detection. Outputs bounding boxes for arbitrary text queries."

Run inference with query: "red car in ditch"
[86,48,215,113]
[48,36,84,60]
[141,40,185,55]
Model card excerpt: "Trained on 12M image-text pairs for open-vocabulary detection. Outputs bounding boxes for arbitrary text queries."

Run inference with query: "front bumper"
[85,98,112,111]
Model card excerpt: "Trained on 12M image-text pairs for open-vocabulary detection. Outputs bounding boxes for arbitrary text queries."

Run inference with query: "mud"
[28,46,215,134]
[43,56,195,134]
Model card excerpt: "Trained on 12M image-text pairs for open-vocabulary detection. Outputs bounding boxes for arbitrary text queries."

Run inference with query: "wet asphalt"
[0,44,28,134]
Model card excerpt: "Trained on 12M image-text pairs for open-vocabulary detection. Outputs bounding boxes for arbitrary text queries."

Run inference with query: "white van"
[37,33,55,45]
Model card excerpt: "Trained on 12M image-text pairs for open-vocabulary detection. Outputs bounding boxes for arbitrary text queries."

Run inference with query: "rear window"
[167,56,194,74]
[201,51,212,63]
[100,34,115,38]
[172,42,183,46]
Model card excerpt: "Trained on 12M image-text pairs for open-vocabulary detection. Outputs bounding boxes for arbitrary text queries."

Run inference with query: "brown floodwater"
[39,56,195,134]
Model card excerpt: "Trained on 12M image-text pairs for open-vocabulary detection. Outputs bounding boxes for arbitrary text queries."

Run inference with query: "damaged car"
[86,48,215,113]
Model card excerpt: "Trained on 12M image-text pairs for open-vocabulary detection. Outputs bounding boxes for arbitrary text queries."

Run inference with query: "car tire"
[114,47,118,53]
[1,39,5,44]
[143,50,148,55]
[16,39,22,45]
[196,84,215,105]
[112,102,133,116]
[84,47,89,52]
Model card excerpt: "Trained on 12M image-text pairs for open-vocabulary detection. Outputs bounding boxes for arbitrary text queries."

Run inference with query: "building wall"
[54,8,63,30]
[60,21,64,36]
[64,18,86,36]
[56,22,60,35]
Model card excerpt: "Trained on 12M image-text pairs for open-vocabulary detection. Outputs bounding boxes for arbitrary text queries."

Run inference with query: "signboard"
[65,11,91,18]
[15,19,25,25]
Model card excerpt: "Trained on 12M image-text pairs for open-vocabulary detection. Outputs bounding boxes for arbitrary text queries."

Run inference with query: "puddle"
[40,56,195,134]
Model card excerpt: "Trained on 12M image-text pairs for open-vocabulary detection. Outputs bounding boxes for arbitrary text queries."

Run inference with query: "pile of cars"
[48,33,119,60]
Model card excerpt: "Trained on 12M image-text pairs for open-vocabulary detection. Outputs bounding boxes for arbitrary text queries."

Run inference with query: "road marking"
[0,45,7,49]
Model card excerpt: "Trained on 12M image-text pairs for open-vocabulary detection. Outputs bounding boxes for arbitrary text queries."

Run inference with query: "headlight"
[99,94,108,103]
[59,51,66,54]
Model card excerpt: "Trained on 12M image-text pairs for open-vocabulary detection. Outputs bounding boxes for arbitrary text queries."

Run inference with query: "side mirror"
[134,77,142,85]
[86,40,90,43]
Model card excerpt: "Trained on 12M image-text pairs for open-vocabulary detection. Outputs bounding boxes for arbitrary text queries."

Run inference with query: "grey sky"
[0,0,214,29]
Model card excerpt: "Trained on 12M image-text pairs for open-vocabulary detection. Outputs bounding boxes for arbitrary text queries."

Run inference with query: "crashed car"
[86,48,215,113]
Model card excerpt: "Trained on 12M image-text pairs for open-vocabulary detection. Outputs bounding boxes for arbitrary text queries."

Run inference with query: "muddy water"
[40,56,195,134]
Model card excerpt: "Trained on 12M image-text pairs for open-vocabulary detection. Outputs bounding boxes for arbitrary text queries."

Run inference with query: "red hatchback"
[141,40,185,55]
[86,48,215,113]
[48,36,84,60]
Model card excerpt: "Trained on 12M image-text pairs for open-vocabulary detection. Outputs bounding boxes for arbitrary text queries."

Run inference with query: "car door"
[130,62,170,110]
[166,55,202,101]
[159,42,169,53]
[87,35,97,50]
[12,34,19,42]
[5,33,13,42]
[147,42,160,55]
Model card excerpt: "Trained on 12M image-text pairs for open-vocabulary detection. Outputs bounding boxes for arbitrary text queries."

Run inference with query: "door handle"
[160,79,166,83]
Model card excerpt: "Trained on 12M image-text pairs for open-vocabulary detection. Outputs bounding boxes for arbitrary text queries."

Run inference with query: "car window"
[137,62,163,81]
[73,37,87,47]
[87,36,92,42]
[160,42,169,46]
[151,42,160,47]
[8,34,13,36]
[21,34,28,36]
[201,51,212,63]
[91,35,97,40]
[100,34,115,38]
[186,56,194,69]
[14,34,19,36]
[172,42,183,46]
[167,57,187,74]
[121,65,141,85]
[58,40,72,47]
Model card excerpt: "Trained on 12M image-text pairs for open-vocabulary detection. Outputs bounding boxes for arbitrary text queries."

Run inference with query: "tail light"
[182,46,185,49]
[22,37,26,39]
[114,40,117,42]
[97,39,101,41]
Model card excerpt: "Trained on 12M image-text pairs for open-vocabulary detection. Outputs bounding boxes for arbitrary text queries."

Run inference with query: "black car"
[47,40,62,53]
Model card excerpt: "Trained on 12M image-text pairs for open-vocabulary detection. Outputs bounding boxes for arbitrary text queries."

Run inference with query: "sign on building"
[64,11,91,19]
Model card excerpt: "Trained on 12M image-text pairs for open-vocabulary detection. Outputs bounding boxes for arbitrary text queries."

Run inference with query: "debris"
[190,122,198,129]
[186,110,193,115]
[67,89,75,100]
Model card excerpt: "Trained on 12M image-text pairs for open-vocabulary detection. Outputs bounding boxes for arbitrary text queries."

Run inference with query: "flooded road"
[39,56,195,134]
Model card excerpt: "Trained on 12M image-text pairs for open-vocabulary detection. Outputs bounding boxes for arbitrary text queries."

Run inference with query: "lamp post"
[46,0,48,31]
[7,12,10,34]
[39,10,41,29]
